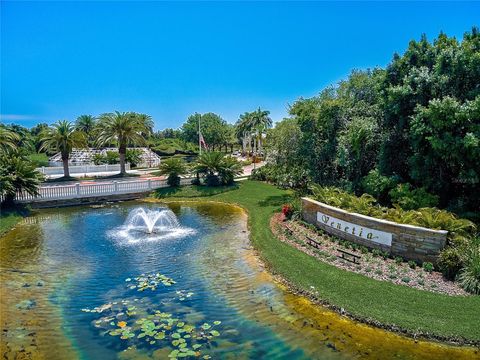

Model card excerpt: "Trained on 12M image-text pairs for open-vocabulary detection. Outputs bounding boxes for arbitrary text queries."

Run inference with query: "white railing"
[15,177,194,203]
[36,164,131,176]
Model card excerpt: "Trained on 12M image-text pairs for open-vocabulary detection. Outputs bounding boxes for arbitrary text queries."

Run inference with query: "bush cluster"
[309,185,478,293]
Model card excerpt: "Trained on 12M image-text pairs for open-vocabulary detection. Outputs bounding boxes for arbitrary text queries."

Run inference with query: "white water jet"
[108,207,195,244]
[125,208,180,234]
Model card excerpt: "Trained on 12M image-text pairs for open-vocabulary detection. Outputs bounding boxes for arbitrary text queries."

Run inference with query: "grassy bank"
[0,207,27,236]
[153,181,480,343]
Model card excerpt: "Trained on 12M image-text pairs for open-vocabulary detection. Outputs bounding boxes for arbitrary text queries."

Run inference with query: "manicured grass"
[155,180,480,342]
[27,152,49,167]
[0,207,28,236]
[153,184,238,198]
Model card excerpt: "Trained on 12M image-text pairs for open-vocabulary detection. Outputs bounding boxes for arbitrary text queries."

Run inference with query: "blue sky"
[1,1,479,130]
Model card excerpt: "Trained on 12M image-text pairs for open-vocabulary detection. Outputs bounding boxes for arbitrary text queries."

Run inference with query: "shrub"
[372,249,382,257]
[190,177,201,186]
[158,158,188,187]
[205,173,221,187]
[105,151,120,164]
[438,246,465,279]
[456,239,480,295]
[125,149,142,167]
[360,246,369,254]
[361,169,397,203]
[92,153,107,165]
[422,262,434,273]
[401,277,411,283]
[389,183,439,210]
[395,256,403,265]
[0,153,43,206]
[282,204,293,219]
[408,260,417,269]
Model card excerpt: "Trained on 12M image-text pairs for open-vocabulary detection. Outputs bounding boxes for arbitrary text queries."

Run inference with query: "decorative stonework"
[301,197,447,263]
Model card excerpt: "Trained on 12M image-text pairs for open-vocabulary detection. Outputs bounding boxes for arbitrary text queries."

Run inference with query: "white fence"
[15,178,193,203]
[37,164,131,176]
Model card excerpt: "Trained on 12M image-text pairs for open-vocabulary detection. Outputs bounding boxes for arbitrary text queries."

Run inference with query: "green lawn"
[154,184,238,198]
[27,152,49,167]
[153,180,480,343]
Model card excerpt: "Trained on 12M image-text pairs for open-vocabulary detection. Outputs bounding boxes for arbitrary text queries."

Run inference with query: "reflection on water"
[0,201,477,360]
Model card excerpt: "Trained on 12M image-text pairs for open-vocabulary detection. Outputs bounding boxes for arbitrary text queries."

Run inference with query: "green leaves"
[84,272,227,359]
[127,273,176,292]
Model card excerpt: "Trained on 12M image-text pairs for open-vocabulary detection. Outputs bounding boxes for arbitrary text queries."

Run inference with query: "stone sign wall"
[301,197,448,263]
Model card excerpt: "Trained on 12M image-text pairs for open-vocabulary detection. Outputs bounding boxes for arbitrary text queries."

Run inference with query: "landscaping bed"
[271,213,467,296]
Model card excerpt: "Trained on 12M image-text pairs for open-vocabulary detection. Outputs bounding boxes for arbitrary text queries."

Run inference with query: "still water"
[0,201,477,359]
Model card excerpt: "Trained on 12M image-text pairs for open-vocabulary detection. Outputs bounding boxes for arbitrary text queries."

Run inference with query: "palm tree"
[96,111,153,175]
[0,152,43,205]
[235,113,253,156]
[75,115,97,144]
[0,127,20,153]
[40,121,86,178]
[218,156,243,185]
[158,157,188,187]
[193,152,242,186]
[250,107,272,156]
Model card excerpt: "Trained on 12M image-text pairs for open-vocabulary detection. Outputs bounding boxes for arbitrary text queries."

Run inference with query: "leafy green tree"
[40,120,86,178]
[181,113,230,151]
[409,96,480,208]
[96,111,153,175]
[263,118,309,188]
[158,157,188,187]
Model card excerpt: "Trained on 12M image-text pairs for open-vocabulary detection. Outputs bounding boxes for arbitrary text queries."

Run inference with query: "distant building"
[48,147,161,168]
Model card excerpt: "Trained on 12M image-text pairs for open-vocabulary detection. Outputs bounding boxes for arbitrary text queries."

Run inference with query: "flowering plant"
[282,204,293,219]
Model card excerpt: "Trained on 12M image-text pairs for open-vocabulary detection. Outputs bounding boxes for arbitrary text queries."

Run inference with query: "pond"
[0,201,477,360]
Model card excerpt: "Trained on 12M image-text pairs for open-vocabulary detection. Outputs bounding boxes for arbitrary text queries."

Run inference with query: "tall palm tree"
[250,107,272,155]
[96,111,153,175]
[75,115,97,144]
[0,127,20,153]
[40,121,87,178]
[235,113,253,156]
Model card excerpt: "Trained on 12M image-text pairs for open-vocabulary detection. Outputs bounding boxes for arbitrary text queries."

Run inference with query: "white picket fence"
[15,178,194,203]
[37,164,130,176]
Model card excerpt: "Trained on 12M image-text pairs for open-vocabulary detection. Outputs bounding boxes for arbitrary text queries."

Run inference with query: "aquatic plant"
[82,273,226,359]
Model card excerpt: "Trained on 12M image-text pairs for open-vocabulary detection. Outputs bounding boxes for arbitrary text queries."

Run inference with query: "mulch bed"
[271,213,468,296]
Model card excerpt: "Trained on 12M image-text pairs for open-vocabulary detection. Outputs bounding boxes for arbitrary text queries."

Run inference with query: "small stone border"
[270,213,468,297]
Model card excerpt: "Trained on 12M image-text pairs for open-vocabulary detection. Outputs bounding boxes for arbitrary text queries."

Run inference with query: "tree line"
[258,27,479,218]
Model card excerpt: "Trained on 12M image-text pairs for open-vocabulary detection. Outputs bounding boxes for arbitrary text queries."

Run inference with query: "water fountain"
[108,207,195,243]
[125,208,181,234]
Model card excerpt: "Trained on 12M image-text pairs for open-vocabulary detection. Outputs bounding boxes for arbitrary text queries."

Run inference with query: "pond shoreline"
[144,197,480,348]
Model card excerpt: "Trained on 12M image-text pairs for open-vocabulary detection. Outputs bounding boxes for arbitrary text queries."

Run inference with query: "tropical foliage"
[40,120,87,178]
[193,152,242,186]
[0,152,43,205]
[158,158,188,187]
[309,184,478,290]
[96,111,153,174]
[262,28,480,219]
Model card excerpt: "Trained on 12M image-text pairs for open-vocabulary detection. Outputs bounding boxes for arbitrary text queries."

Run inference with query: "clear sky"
[1,1,479,130]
